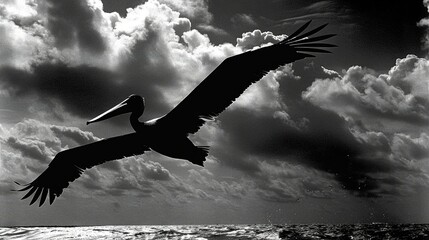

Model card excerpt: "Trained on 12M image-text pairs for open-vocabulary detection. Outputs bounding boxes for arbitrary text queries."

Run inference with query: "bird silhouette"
[16,21,336,206]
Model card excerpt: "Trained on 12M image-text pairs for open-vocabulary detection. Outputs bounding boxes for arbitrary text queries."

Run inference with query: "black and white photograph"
[0,0,428,239]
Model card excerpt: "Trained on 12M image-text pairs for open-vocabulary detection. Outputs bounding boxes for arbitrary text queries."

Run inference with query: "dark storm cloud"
[301,177,335,199]
[2,118,217,202]
[80,177,105,191]
[0,0,195,122]
[0,63,121,118]
[74,157,217,203]
[103,178,155,197]
[187,169,248,199]
[98,161,122,171]
[0,43,178,121]
[1,119,107,182]
[45,0,106,53]
[76,159,159,197]
[110,177,140,191]
[114,28,184,119]
[141,161,172,181]
[214,61,426,198]
[6,136,51,163]
[251,161,339,202]
[392,133,429,161]
[50,125,101,145]
[256,183,300,203]
[2,0,427,207]
[219,107,385,197]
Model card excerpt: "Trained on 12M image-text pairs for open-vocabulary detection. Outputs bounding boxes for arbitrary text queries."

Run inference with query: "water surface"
[1,223,428,239]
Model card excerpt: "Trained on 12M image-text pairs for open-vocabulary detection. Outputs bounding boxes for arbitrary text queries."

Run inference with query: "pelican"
[16,21,335,206]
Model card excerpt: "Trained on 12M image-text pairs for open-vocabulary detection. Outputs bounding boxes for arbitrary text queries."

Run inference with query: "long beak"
[87,98,131,125]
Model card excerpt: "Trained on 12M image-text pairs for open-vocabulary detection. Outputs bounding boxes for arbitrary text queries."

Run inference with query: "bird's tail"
[190,146,209,167]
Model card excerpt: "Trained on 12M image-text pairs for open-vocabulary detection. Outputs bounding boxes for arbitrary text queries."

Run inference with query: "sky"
[0,0,428,226]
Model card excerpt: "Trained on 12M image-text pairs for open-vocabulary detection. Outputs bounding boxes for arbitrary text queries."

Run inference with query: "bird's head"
[87,94,145,125]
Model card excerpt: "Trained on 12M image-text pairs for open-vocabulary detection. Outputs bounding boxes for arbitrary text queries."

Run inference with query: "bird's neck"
[130,109,144,132]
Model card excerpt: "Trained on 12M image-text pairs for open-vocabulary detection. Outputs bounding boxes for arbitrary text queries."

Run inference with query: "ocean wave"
[1,224,428,240]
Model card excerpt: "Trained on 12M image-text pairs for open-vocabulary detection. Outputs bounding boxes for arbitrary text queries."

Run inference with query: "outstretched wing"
[16,133,149,206]
[159,21,336,135]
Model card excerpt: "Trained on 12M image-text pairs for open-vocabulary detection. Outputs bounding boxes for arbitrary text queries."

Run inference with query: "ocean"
[1,224,428,239]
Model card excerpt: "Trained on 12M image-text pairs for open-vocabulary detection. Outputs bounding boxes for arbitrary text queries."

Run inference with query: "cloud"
[276,12,339,27]
[44,0,106,53]
[2,120,61,165]
[182,29,210,50]
[0,119,102,181]
[50,125,101,145]
[303,55,429,130]
[304,1,336,11]
[2,0,427,206]
[141,160,172,181]
[297,59,428,196]
[229,67,283,112]
[229,64,301,124]
[236,29,285,51]
[0,0,312,204]
[157,0,212,23]
[0,0,241,122]
[72,155,226,204]
[0,17,48,69]
[0,0,307,206]
[231,13,258,29]
[0,0,125,70]
[392,133,429,161]
[196,24,228,36]
[6,136,54,163]
[253,160,343,201]
[212,57,429,198]
[172,17,192,37]
[217,106,378,196]
[187,169,248,199]
[418,0,429,51]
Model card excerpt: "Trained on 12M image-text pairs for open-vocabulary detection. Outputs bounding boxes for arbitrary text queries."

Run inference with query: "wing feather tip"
[13,181,32,191]
[39,188,49,207]
[21,186,37,200]
[281,21,332,45]
[282,20,312,42]
[49,189,56,205]
[29,187,43,205]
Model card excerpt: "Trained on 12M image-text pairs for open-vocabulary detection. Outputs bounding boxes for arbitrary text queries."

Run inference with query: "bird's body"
[127,96,210,166]
[139,121,209,166]
[17,21,336,206]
